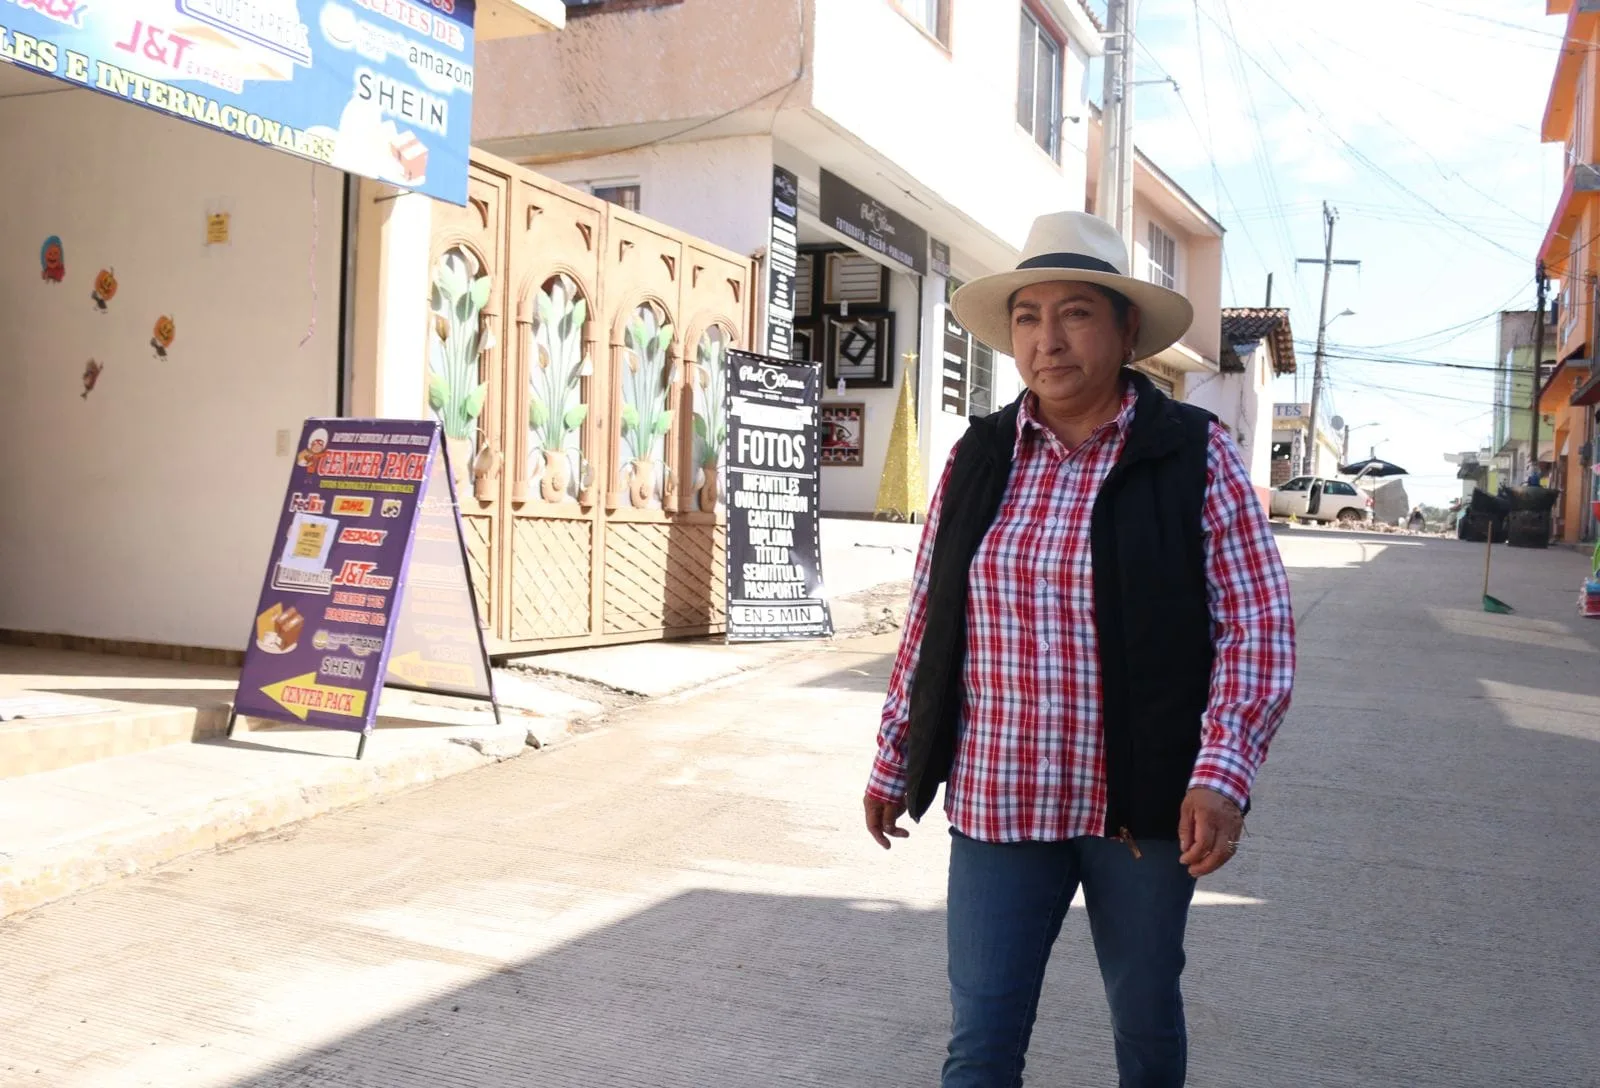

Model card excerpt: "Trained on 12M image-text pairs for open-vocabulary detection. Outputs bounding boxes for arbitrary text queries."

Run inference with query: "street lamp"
[1334,418,1380,464]
[1328,308,1356,327]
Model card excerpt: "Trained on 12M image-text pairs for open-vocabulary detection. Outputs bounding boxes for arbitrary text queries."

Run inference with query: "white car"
[1270,476,1373,525]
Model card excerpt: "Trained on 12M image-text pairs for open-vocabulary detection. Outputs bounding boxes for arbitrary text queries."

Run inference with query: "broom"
[1469,488,1514,613]
[1482,531,1513,614]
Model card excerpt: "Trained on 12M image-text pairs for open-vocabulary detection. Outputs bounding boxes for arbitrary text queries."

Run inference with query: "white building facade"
[473,0,1104,514]
[1185,308,1296,507]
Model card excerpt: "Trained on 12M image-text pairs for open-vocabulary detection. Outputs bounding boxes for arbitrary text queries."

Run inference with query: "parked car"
[1271,476,1373,525]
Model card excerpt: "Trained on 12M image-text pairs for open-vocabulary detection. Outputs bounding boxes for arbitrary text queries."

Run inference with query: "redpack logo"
[338,527,388,546]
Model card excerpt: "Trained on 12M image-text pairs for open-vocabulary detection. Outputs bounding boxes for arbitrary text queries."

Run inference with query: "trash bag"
[1470,488,1510,517]
[1503,485,1560,513]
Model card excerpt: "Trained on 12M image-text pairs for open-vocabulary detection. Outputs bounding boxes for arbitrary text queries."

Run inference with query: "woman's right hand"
[864,794,910,850]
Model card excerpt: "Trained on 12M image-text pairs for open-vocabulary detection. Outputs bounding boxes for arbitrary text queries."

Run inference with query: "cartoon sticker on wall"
[91,268,117,312]
[81,360,103,400]
[40,236,64,283]
[151,315,176,359]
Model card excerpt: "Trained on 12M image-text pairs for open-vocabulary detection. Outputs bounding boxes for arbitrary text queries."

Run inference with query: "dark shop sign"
[819,170,927,275]
[766,166,800,359]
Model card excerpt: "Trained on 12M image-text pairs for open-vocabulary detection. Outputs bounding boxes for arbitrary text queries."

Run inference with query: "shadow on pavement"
[226,889,957,1088]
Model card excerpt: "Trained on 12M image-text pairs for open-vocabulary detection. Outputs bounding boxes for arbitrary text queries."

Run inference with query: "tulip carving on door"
[528,274,592,503]
[691,326,729,512]
[619,304,675,509]
[427,247,496,491]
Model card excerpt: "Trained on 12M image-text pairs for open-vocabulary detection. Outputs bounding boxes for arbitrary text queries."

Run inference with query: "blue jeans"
[943,831,1197,1088]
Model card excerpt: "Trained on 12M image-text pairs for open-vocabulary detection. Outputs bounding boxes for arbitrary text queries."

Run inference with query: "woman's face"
[1009,282,1140,408]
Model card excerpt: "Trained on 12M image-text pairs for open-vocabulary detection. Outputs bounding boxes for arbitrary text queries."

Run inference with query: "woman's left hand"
[1177,787,1244,878]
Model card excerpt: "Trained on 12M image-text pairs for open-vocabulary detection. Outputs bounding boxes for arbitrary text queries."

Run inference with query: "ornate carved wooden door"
[500,173,608,645]
[430,151,755,652]
[426,165,509,634]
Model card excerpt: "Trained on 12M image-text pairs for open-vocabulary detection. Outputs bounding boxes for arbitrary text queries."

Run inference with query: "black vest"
[902,370,1216,840]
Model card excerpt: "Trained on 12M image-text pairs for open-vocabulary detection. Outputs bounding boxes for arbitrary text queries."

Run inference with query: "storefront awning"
[1542,357,1590,412]
[1538,164,1600,270]
[0,1,556,206]
[1150,338,1218,375]
[1573,363,1600,405]
[479,0,566,39]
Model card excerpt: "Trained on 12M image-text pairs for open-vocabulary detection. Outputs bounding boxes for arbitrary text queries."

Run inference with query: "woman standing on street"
[863,211,1296,1088]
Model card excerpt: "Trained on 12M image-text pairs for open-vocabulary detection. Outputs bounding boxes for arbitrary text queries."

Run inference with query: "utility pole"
[1297,202,1362,476]
[1530,263,1547,487]
[1097,0,1139,255]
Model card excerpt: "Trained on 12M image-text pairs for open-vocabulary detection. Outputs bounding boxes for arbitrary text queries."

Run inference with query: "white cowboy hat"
[950,211,1194,361]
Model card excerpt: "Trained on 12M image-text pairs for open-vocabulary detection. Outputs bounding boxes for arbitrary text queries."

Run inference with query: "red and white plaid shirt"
[868,385,1295,843]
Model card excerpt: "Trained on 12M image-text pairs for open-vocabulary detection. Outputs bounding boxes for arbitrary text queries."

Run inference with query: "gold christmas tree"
[875,351,927,522]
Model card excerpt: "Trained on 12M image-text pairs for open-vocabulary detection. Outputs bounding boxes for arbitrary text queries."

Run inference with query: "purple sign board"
[232,419,493,738]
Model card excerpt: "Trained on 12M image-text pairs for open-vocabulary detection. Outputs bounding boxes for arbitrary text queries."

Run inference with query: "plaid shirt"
[868,386,1296,843]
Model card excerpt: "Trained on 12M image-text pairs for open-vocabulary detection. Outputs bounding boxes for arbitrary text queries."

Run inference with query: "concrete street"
[3,528,1599,1087]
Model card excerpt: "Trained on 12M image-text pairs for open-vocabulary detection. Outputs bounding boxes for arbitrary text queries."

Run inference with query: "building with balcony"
[1538,0,1600,543]
[1187,308,1296,507]
[472,0,1104,514]
[1085,107,1225,399]
[1491,309,1558,491]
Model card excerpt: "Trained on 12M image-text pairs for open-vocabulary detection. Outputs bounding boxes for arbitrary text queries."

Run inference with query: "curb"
[0,584,911,922]
[0,717,562,921]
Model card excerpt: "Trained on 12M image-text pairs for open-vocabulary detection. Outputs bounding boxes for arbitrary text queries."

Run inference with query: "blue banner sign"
[0,0,475,205]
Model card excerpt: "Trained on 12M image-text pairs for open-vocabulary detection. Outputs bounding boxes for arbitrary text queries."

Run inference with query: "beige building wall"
[473,0,812,152]
[531,135,779,260]
[0,84,342,650]
[1131,199,1221,366]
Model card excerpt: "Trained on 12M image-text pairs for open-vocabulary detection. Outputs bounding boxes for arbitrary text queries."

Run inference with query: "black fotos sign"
[723,350,833,641]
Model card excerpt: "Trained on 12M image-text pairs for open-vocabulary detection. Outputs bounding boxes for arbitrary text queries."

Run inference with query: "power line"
[1129,30,1271,303]
[1326,376,1523,413]
[1407,0,1569,42]
[1193,1,1532,262]
[1308,29,1540,138]
[1321,352,1503,375]
[1269,33,1542,228]
[1212,0,1307,310]
[1187,0,1227,251]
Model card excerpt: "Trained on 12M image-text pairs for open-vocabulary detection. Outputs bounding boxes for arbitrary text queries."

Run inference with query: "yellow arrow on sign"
[386,651,477,690]
[259,672,368,721]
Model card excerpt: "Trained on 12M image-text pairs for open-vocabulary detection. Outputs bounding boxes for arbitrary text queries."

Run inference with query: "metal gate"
[426,151,755,653]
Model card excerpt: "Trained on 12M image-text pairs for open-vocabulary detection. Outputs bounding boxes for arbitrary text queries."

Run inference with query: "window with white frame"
[895,0,949,45]
[1147,222,1177,290]
[1576,61,1590,168]
[1565,237,1580,345]
[1017,7,1063,161]
[591,182,641,211]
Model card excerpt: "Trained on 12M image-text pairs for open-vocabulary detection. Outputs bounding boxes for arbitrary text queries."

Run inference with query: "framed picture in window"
[825,315,894,388]
[824,252,888,307]
[820,403,865,467]
[791,323,817,364]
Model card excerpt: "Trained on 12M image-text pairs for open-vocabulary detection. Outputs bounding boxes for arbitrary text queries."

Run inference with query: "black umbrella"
[1338,457,1408,479]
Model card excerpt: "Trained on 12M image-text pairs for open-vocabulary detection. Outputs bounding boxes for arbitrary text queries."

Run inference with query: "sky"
[1103,0,1566,504]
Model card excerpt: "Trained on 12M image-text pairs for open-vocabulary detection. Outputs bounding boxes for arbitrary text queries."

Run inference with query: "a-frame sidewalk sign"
[229,418,498,758]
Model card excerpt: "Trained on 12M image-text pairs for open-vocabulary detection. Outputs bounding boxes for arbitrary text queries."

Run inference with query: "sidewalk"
[2,530,1597,1085]
[0,518,919,920]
